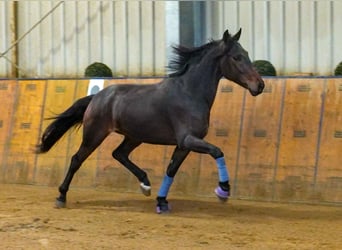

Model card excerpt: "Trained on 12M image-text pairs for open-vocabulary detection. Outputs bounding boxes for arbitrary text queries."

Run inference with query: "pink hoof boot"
[215,186,229,202]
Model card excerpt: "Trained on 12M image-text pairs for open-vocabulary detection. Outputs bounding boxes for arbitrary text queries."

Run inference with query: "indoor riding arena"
[1,2,341,250]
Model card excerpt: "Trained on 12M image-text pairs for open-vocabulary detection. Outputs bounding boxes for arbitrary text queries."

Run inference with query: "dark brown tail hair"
[36,95,94,153]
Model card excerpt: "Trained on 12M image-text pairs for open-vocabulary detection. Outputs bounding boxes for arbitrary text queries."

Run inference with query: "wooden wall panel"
[316,79,342,202]
[236,79,285,198]
[3,80,46,184]
[105,78,162,86]
[0,80,18,182]
[34,80,77,186]
[0,78,341,204]
[275,78,324,200]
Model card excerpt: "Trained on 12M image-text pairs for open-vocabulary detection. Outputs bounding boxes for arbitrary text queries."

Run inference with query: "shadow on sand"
[70,196,342,221]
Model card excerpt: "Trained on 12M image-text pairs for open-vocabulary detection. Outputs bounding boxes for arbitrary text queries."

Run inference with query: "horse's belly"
[115,120,177,145]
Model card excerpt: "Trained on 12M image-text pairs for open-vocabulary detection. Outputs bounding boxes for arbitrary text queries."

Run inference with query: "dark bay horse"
[37,29,264,213]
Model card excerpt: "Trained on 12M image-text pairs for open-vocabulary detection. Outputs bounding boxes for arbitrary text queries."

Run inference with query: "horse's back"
[85,81,177,144]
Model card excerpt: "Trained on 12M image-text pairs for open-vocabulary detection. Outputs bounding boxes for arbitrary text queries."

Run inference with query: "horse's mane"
[168,39,220,77]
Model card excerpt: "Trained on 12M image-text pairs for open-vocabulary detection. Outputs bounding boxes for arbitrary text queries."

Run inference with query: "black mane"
[167,40,220,77]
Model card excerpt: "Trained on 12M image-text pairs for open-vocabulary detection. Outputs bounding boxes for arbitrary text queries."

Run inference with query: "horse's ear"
[232,28,242,41]
[222,29,231,43]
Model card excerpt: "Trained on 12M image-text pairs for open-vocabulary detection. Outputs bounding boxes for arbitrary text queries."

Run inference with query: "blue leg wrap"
[158,175,174,197]
[216,157,229,182]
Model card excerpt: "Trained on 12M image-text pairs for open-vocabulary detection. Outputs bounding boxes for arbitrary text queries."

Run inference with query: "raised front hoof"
[156,198,171,214]
[55,197,66,208]
[215,186,230,202]
[140,183,151,196]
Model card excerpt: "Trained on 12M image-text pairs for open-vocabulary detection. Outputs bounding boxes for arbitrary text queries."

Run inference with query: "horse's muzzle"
[249,80,265,96]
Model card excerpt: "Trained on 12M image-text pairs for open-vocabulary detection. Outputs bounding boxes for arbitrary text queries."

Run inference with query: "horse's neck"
[182,57,222,108]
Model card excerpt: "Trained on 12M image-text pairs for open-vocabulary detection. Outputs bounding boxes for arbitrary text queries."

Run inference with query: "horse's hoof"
[140,183,151,196]
[156,203,171,214]
[55,198,66,208]
[215,186,229,202]
[156,197,171,214]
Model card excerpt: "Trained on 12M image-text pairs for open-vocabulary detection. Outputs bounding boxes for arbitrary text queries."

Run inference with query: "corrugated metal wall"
[4,1,169,78]
[0,1,341,78]
[0,1,14,77]
[205,1,342,76]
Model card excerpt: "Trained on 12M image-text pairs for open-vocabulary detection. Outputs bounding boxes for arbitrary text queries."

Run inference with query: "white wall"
[0,1,14,77]
[8,1,168,78]
[205,1,342,76]
[0,1,341,78]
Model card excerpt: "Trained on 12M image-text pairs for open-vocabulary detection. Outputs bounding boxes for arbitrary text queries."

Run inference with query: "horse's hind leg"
[112,137,151,196]
[56,127,109,208]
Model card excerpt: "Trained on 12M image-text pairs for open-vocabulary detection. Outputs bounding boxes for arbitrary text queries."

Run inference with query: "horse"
[37,29,264,213]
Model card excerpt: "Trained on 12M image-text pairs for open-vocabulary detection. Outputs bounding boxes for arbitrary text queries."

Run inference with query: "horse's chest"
[190,118,209,138]
[176,110,210,139]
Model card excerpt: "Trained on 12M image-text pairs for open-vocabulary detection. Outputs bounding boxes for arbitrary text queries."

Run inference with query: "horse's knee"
[112,149,122,161]
[212,149,224,159]
[166,169,176,178]
[180,135,223,159]
[166,161,179,177]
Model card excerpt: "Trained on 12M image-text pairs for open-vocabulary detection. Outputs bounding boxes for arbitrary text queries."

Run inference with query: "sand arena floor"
[0,184,341,249]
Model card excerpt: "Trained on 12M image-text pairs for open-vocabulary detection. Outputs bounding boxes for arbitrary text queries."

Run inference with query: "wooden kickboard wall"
[0,78,341,203]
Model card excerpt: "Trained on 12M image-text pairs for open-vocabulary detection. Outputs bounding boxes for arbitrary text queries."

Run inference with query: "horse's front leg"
[182,134,230,201]
[156,147,189,214]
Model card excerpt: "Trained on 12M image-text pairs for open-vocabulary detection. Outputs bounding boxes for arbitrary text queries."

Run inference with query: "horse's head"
[219,29,264,96]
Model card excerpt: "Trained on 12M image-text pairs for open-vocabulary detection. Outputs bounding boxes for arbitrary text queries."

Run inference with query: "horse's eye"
[233,55,242,61]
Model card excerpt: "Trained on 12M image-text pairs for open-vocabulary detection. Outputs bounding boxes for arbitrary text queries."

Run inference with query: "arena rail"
[0,77,341,203]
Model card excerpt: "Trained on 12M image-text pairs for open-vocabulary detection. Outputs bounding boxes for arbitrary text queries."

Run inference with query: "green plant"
[334,61,342,76]
[252,60,277,76]
[84,62,113,77]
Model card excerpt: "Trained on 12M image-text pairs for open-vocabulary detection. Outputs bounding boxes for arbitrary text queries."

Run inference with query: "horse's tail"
[36,95,94,153]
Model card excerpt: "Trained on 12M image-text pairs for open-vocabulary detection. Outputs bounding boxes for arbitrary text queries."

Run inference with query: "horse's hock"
[0,77,341,203]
